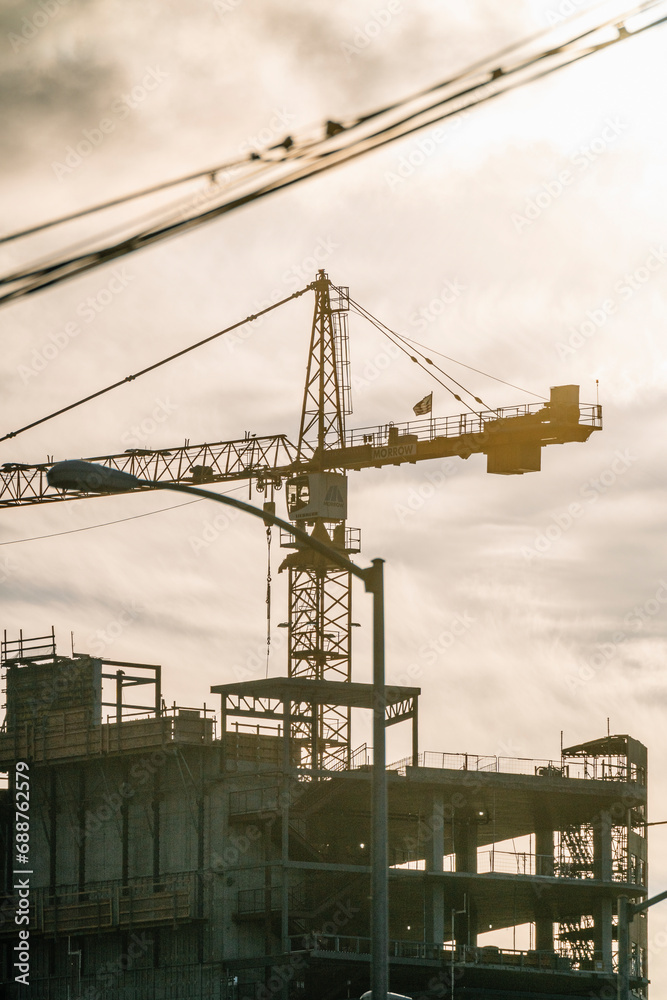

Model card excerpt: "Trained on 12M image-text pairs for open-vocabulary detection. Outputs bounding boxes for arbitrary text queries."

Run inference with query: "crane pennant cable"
[1,0,666,306]
[0,286,311,444]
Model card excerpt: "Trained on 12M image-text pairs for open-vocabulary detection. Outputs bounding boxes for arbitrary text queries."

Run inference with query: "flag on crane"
[413,393,433,416]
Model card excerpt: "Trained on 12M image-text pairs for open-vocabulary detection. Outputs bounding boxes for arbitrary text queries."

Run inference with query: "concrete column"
[411,701,419,767]
[454,821,477,948]
[594,811,613,882]
[535,827,554,952]
[593,812,613,971]
[454,822,477,874]
[77,770,86,890]
[536,828,554,877]
[594,898,613,972]
[424,793,444,946]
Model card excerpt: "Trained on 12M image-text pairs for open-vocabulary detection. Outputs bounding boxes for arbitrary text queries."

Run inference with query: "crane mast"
[285,271,357,769]
[1,272,603,771]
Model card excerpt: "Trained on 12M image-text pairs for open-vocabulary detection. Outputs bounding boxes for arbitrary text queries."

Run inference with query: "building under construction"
[0,630,649,999]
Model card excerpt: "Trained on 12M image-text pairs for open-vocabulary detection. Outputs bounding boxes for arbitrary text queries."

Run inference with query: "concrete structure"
[0,633,649,998]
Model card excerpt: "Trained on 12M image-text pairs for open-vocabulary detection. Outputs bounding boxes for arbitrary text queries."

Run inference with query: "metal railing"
[344,403,602,449]
[237,884,306,916]
[329,742,372,772]
[229,785,281,817]
[5,871,202,937]
[387,750,638,782]
[289,934,584,974]
[3,963,227,1000]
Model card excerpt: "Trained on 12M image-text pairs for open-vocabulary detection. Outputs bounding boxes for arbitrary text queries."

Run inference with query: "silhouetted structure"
[0,632,648,998]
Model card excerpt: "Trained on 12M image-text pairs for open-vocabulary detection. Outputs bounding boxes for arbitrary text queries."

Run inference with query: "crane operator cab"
[286,472,347,523]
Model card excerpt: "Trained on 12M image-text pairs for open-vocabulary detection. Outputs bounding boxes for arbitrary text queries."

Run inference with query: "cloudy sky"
[2,0,667,981]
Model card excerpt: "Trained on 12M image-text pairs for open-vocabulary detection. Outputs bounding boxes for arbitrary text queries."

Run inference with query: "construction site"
[0,270,652,998]
[0,630,649,999]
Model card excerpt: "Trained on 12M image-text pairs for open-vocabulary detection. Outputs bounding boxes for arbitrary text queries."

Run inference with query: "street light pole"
[47,460,389,1000]
[368,558,388,1000]
[617,888,667,1000]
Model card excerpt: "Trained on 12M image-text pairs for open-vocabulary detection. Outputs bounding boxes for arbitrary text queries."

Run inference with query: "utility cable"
[0,483,249,547]
[347,296,486,415]
[0,155,254,245]
[1,0,647,247]
[345,0,666,150]
[2,18,656,301]
[347,0,655,128]
[2,1,665,305]
[400,336,548,400]
[0,284,311,444]
[2,158,283,285]
[349,296,495,409]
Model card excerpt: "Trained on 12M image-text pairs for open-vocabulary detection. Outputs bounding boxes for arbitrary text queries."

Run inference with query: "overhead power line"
[2,0,665,306]
[0,156,251,245]
[0,0,626,249]
[0,482,250,546]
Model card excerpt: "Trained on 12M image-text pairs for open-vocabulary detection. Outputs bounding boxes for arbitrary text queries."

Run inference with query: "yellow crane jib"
[320,385,601,476]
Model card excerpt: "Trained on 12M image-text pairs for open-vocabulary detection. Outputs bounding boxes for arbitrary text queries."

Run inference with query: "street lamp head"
[47,460,142,494]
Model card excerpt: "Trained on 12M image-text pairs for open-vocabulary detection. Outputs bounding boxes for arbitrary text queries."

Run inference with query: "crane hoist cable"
[2,0,665,305]
[265,521,272,679]
[0,284,311,444]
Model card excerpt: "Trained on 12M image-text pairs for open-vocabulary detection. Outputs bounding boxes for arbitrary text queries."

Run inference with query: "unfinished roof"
[211,676,420,709]
[563,734,632,757]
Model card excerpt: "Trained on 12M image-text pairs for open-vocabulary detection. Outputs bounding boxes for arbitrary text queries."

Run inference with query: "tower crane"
[1,271,602,768]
